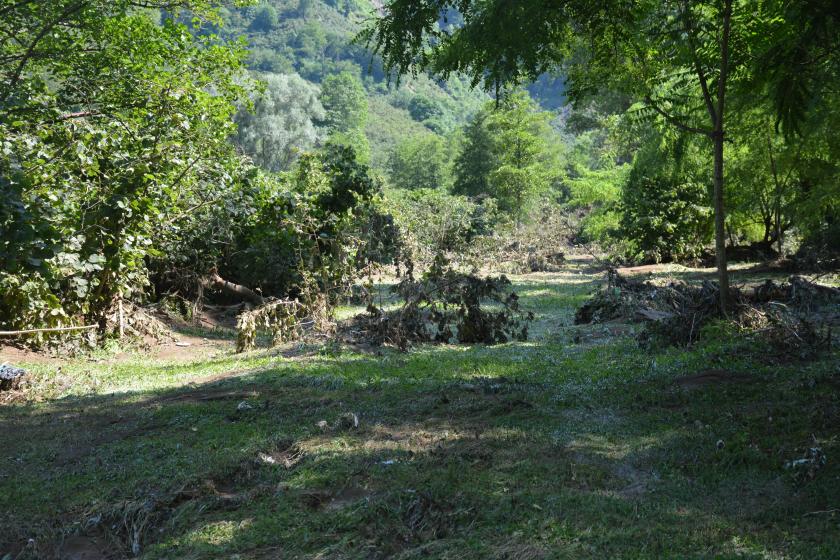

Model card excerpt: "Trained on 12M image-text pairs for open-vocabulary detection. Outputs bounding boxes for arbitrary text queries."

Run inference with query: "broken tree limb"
[0,325,97,336]
[200,269,265,306]
[636,308,676,322]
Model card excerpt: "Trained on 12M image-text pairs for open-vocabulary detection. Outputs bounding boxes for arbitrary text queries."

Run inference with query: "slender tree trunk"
[712,0,733,315]
[767,133,784,255]
[712,131,729,313]
[683,0,732,313]
[775,206,782,254]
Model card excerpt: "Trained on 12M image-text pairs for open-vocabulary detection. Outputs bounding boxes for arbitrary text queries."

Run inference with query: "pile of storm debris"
[575,269,839,357]
[354,259,532,350]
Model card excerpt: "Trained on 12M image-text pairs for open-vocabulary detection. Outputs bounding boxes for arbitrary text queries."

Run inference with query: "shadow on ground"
[2,337,839,559]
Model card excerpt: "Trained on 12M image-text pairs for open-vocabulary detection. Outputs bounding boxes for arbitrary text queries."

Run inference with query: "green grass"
[2,261,839,559]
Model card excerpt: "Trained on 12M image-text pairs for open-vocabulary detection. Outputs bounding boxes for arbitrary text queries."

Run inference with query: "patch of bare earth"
[673,369,751,389]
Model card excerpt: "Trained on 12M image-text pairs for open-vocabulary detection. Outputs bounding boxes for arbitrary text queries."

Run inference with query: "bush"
[0,272,70,345]
[383,188,498,266]
[619,137,713,263]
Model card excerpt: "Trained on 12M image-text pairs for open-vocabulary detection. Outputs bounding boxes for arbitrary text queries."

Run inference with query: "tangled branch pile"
[355,256,533,349]
[488,207,575,273]
[576,270,839,356]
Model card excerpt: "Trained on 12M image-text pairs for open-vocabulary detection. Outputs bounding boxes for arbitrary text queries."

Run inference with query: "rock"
[236,401,253,411]
[258,452,277,465]
[0,363,27,391]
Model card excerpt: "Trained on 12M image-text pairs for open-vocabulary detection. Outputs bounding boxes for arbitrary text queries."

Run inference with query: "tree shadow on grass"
[1,341,839,559]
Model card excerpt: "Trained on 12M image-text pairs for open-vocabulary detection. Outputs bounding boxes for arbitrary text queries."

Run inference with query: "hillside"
[208,0,490,171]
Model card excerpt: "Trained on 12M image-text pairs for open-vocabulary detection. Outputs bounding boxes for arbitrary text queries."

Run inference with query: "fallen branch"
[200,268,265,306]
[236,299,305,352]
[0,325,97,336]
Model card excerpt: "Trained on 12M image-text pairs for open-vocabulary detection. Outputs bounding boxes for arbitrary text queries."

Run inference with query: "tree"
[452,92,551,218]
[726,107,802,253]
[620,133,714,263]
[251,3,279,32]
[452,109,494,197]
[485,92,551,216]
[321,71,368,132]
[319,71,370,163]
[234,73,325,172]
[320,71,369,133]
[388,133,451,190]
[752,0,840,138]
[364,0,807,313]
[0,0,251,330]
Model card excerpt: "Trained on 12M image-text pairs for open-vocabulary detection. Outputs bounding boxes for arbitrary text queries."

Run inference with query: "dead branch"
[0,325,97,336]
[200,268,265,306]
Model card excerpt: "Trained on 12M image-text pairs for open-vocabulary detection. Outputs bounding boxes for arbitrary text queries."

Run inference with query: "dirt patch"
[0,336,230,371]
[60,535,116,560]
[0,344,65,365]
[617,263,674,276]
[673,369,750,389]
[147,335,231,361]
[257,440,306,469]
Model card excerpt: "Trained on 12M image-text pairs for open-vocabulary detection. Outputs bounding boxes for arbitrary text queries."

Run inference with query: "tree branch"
[716,0,733,129]
[643,95,713,136]
[200,269,265,306]
[682,0,718,124]
[2,1,86,100]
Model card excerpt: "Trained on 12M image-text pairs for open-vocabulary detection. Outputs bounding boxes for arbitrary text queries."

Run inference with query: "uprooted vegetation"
[353,256,533,349]
[575,269,839,357]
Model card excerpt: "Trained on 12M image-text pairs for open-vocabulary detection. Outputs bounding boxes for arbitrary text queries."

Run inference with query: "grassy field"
[2,259,839,559]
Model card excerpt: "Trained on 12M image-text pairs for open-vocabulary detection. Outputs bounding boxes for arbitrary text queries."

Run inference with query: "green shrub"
[619,137,713,263]
[0,272,69,335]
[383,188,497,265]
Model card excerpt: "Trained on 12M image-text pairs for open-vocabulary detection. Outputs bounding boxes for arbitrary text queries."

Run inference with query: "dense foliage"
[1,0,251,334]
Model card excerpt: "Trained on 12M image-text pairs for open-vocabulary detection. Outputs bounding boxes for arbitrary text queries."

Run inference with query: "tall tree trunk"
[684,0,732,314]
[713,0,733,315]
[712,132,729,314]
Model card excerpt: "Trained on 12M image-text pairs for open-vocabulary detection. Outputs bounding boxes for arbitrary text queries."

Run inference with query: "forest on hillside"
[1,1,840,558]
